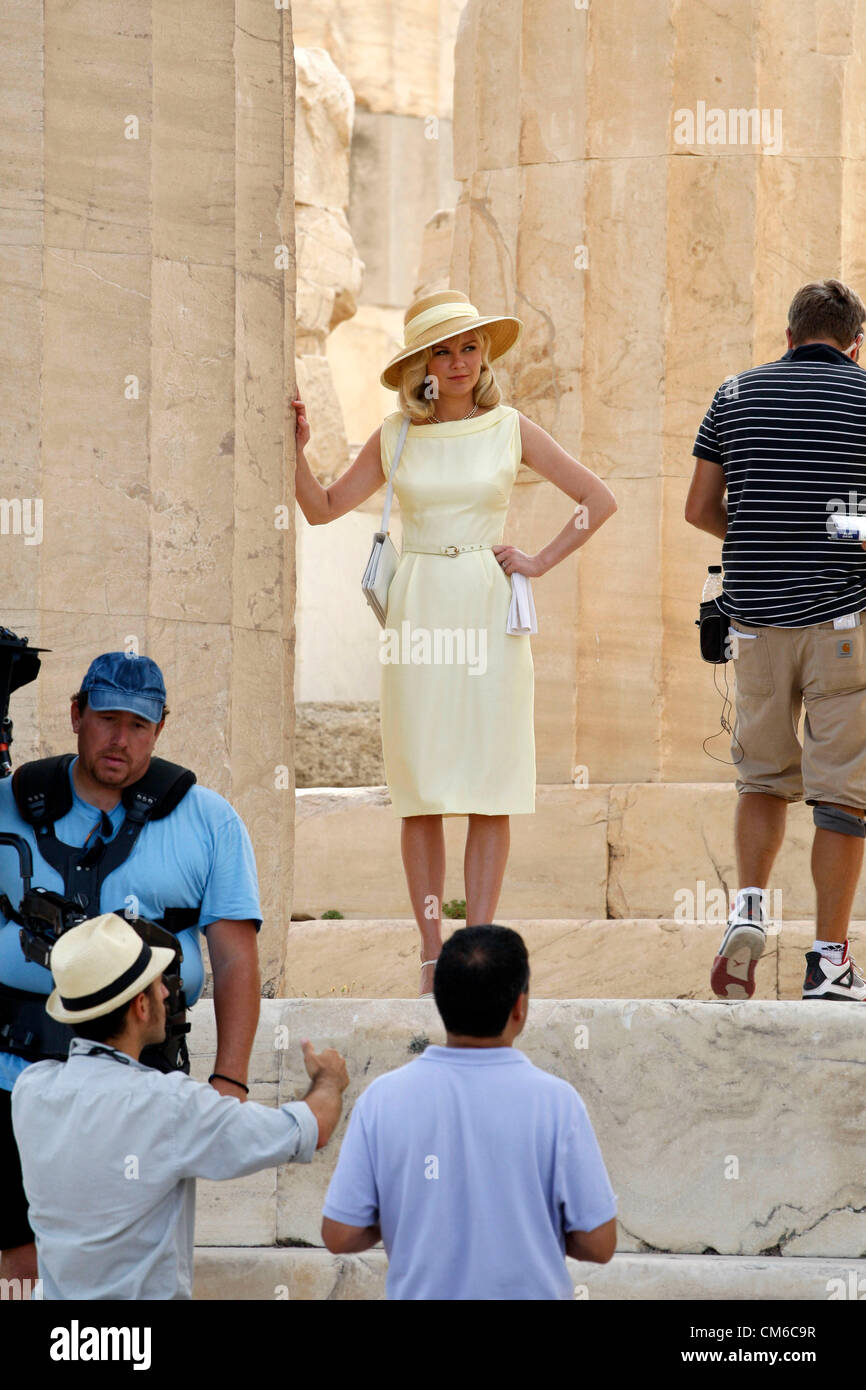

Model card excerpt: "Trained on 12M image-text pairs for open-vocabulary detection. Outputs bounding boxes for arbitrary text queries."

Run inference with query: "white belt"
[401,544,538,635]
[402,543,491,556]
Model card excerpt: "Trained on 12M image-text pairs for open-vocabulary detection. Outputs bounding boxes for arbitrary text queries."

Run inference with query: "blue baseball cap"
[79,652,167,724]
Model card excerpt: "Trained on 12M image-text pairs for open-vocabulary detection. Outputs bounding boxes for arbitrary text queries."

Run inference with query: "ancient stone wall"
[293,0,467,734]
[451,0,866,785]
[0,0,297,990]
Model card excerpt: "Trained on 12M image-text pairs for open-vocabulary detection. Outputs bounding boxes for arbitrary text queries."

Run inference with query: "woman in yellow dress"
[293,290,617,995]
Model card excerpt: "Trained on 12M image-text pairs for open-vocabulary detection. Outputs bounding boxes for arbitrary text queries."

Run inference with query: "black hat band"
[59,941,153,1012]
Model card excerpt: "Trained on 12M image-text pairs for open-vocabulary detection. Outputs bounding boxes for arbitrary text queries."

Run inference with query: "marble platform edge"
[192,1248,866,1301]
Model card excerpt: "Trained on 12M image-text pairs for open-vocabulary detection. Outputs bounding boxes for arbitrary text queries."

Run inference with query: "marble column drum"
[0,0,298,991]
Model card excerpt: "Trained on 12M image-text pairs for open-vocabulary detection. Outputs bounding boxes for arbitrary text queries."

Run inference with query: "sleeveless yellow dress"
[378,403,536,818]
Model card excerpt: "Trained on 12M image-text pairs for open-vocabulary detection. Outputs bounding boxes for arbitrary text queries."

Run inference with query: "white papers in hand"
[506,573,538,635]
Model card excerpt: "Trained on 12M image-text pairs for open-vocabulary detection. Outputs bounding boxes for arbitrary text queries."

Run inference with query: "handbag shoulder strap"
[379,415,411,534]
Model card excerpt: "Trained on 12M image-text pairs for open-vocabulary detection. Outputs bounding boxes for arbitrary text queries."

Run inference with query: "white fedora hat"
[46,913,175,1024]
[380,289,523,390]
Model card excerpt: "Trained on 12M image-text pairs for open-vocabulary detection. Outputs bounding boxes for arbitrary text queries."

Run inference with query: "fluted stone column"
[452,0,866,786]
[0,0,297,992]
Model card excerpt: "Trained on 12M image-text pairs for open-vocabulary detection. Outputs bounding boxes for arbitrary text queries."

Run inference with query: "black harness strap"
[11,755,198,926]
[0,756,201,1070]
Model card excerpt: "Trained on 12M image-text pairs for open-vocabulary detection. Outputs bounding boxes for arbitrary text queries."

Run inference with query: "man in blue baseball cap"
[81,650,168,721]
[0,650,263,1292]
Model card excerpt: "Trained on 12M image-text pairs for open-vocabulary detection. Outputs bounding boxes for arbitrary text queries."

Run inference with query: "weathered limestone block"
[293,45,363,560]
[606,783,866,921]
[295,205,363,353]
[413,208,454,298]
[293,0,465,119]
[294,702,384,787]
[349,109,459,308]
[294,783,610,919]
[279,918,866,1003]
[295,48,354,211]
[194,1247,388,1300]
[294,46,362,360]
[295,353,350,483]
[191,998,866,1257]
[292,781,866,924]
[193,1247,866,1301]
[0,5,43,247]
[452,0,522,179]
[325,303,405,448]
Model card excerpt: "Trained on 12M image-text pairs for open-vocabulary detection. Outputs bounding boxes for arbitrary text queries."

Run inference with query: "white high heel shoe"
[419,959,438,999]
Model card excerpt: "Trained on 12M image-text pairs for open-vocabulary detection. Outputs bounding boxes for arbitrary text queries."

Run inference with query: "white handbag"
[361,415,411,627]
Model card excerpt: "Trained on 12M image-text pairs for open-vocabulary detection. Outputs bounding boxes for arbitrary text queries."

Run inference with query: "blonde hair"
[396,327,502,422]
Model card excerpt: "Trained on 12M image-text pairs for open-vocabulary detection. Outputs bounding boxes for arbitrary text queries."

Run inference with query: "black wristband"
[209,1072,249,1094]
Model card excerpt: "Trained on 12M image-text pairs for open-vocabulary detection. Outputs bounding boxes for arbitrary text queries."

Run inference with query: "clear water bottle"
[702,565,723,602]
[697,565,727,663]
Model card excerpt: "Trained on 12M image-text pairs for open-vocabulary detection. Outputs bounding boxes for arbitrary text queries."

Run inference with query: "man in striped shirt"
[686,278,866,1003]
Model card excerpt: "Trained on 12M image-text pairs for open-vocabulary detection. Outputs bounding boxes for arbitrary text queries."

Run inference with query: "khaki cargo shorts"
[729,613,866,810]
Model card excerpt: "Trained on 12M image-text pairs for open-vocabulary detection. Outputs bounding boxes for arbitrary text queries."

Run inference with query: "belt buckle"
[443,545,459,557]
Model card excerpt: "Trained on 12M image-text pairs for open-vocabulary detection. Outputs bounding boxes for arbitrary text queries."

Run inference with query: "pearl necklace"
[430,403,479,423]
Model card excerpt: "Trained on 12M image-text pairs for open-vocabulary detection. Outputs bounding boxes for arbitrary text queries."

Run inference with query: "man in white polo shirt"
[11,913,348,1299]
[321,924,617,1300]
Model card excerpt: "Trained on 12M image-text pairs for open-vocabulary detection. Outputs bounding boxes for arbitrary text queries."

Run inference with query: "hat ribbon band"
[403,301,481,346]
[59,941,152,1012]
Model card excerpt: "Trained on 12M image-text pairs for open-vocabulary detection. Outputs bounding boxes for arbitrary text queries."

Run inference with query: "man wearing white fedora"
[0,649,264,1289]
[11,913,348,1299]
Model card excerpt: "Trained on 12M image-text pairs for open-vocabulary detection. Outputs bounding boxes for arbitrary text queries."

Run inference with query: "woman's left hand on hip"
[492,546,543,578]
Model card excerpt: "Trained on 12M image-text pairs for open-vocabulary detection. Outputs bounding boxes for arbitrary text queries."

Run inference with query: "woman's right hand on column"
[292,398,311,454]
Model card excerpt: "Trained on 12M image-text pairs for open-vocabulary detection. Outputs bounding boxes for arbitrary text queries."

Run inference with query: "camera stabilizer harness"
[0,629,201,1072]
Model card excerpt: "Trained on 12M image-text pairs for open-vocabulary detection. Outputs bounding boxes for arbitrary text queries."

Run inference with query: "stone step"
[282,917,866,1001]
[295,782,866,920]
[192,1247,866,1301]
[189,999,866,1258]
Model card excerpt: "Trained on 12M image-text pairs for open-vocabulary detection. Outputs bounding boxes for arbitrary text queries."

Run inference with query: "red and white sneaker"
[802,946,866,1001]
[711,891,767,1000]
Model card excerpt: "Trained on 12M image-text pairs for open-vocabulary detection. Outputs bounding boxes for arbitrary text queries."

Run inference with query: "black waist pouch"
[697,600,730,663]
[0,980,73,1062]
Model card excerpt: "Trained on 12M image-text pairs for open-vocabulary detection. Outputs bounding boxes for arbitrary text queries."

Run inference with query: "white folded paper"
[507,572,538,635]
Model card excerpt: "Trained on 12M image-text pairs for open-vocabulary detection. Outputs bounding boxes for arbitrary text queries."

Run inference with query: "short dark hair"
[71,995,136,1044]
[433,924,530,1038]
[71,690,169,719]
[70,978,163,1044]
[788,279,866,348]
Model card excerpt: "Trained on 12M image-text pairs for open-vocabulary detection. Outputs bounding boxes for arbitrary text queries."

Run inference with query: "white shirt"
[11,1038,318,1300]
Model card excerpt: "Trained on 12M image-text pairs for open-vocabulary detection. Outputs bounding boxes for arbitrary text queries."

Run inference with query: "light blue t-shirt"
[0,758,261,1090]
[322,1044,618,1300]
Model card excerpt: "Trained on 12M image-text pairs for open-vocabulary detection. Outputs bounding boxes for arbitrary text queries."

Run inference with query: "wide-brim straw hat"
[380,289,524,390]
[46,913,175,1024]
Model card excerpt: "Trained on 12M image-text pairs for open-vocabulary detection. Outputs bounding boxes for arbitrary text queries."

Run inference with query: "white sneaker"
[802,948,866,1001]
[711,891,767,1000]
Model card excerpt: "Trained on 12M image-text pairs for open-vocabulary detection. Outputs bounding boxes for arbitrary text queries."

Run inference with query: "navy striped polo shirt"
[693,342,866,626]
